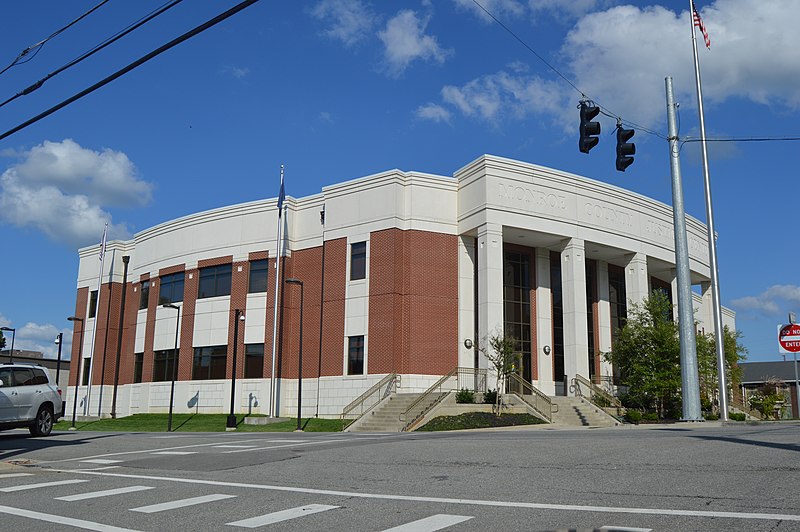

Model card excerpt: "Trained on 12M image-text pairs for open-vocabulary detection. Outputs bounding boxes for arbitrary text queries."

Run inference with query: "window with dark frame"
[139,282,150,310]
[133,353,144,383]
[192,345,227,380]
[88,290,98,318]
[248,259,269,294]
[152,349,178,382]
[159,272,185,305]
[198,264,232,299]
[350,241,366,281]
[244,343,264,378]
[81,358,91,386]
[347,335,364,375]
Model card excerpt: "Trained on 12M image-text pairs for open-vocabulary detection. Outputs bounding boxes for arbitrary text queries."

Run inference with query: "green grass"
[54,414,346,433]
[416,412,547,431]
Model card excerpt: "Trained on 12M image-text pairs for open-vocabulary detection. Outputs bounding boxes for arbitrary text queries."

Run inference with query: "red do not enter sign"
[779,323,800,353]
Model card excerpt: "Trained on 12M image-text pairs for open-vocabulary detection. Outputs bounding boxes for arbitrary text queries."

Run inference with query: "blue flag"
[277,170,285,217]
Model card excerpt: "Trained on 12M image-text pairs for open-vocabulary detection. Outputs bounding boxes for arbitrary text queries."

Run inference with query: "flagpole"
[690,1,729,420]
[85,222,108,417]
[269,166,284,418]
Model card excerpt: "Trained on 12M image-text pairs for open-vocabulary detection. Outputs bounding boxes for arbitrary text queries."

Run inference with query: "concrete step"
[549,396,619,427]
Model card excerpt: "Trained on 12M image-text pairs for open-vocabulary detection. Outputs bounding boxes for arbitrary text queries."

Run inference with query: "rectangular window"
[192,345,228,380]
[82,358,91,386]
[198,265,232,299]
[152,349,178,382]
[139,282,150,310]
[248,259,269,294]
[347,335,364,375]
[159,272,185,305]
[133,353,144,383]
[244,343,264,378]
[350,242,366,281]
[88,290,98,318]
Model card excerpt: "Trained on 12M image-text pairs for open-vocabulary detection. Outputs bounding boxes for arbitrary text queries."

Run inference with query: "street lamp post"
[162,304,180,432]
[1,327,15,363]
[227,309,245,430]
[285,278,304,432]
[67,317,84,429]
[54,332,64,386]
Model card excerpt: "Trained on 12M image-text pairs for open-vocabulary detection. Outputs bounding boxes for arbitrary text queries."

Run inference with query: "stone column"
[597,261,613,381]
[624,252,650,307]
[535,248,554,395]
[458,235,477,368]
[561,238,589,392]
[700,281,714,335]
[477,223,504,371]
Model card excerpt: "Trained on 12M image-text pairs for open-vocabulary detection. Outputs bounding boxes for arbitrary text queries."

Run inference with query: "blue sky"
[0,0,797,362]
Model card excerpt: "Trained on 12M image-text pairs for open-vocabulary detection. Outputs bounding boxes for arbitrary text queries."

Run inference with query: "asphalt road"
[1,422,798,531]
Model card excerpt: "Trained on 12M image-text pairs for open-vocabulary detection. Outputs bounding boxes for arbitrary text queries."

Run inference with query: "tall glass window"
[159,272,185,305]
[550,251,565,389]
[82,358,91,386]
[347,335,364,375]
[350,242,366,281]
[193,345,227,380]
[586,260,598,380]
[608,265,627,345]
[244,343,264,378]
[503,250,532,383]
[198,265,232,299]
[152,349,178,382]
[248,259,269,293]
[88,290,98,318]
[139,282,150,310]
[133,353,144,383]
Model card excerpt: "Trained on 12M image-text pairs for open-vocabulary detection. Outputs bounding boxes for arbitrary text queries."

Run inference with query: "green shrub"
[625,410,642,424]
[729,412,746,421]
[483,389,497,404]
[704,412,720,420]
[642,412,659,422]
[455,388,475,404]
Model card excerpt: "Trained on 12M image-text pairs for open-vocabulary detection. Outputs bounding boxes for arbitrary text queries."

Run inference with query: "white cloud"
[222,65,250,79]
[451,0,526,22]
[310,0,377,47]
[0,317,72,359]
[378,10,452,77]
[731,285,800,316]
[528,0,610,21]
[0,139,151,249]
[415,103,452,123]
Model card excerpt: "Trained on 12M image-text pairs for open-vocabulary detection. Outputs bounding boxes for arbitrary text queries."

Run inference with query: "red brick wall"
[369,229,458,375]
[321,239,346,377]
[118,280,138,385]
[228,260,248,378]
[142,277,158,382]
[177,269,198,381]
[69,287,89,387]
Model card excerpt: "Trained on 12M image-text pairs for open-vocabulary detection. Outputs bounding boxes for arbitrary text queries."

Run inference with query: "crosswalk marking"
[0,473,33,479]
[0,504,140,532]
[382,514,474,531]
[0,479,89,492]
[227,504,339,528]
[82,459,123,464]
[56,485,154,501]
[0,449,24,454]
[130,493,236,513]
[151,451,197,455]
[213,445,258,449]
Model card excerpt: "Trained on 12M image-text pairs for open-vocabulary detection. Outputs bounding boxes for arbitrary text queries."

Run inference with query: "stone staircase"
[550,396,620,427]
[346,393,424,432]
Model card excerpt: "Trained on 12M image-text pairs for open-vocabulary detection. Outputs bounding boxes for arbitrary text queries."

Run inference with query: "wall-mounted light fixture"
[543,345,551,356]
[463,338,473,349]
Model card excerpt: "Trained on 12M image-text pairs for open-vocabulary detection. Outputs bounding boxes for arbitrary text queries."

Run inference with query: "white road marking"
[382,514,474,531]
[0,473,32,479]
[228,504,338,527]
[82,459,123,464]
[56,485,155,501]
[81,466,121,471]
[222,439,342,454]
[151,451,197,455]
[0,479,89,492]
[63,469,800,523]
[130,493,236,513]
[0,448,24,454]
[213,445,258,449]
[264,439,307,443]
[599,527,652,532]
[0,504,140,532]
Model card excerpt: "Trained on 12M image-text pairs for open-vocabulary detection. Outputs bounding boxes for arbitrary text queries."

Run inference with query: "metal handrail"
[729,397,763,420]
[400,367,488,431]
[340,373,398,426]
[571,374,623,415]
[506,373,553,422]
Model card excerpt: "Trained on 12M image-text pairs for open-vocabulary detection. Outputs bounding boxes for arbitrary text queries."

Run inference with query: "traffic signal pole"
[665,76,702,421]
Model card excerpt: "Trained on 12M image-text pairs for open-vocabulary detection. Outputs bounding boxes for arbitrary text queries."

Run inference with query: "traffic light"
[579,102,601,153]
[615,126,635,172]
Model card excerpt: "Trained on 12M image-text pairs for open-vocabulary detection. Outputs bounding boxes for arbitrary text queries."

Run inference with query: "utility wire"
[0,0,260,143]
[0,0,184,110]
[0,0,111,77]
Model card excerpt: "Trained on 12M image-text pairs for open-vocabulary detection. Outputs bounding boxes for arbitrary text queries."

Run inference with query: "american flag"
[98,222,108,262]
[692,2,710,49]
[277,165,285,218]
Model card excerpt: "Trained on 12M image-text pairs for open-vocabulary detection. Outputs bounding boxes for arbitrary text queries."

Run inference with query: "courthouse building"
[69,155,734,418]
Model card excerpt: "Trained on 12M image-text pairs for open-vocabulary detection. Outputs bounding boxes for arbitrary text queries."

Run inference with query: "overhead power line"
[0,0,184,110]
[0,0,260,143]
[0,0,111,77]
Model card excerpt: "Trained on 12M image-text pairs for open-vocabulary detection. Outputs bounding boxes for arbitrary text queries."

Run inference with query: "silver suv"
[0,363,63,436]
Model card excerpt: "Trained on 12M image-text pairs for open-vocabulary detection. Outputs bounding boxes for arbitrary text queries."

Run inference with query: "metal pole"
[690,0,728,420]
[111,255,130,418]
[269,165,285,418]
[86,223,109,416]
[55,333,63,386]
[97,250,115,416]
[163,303,180,432]
[227,309,242,429]
[9,329,15,363]
[316,206,326,417]
[665,76,702,421]
[286,279,304,431]
[68,317,84,429]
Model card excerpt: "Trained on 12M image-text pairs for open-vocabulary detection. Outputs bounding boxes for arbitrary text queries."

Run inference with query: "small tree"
[696,326,748,414]
[749,378,788,420]
[477,332,518,415]
[0,331,5,351]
